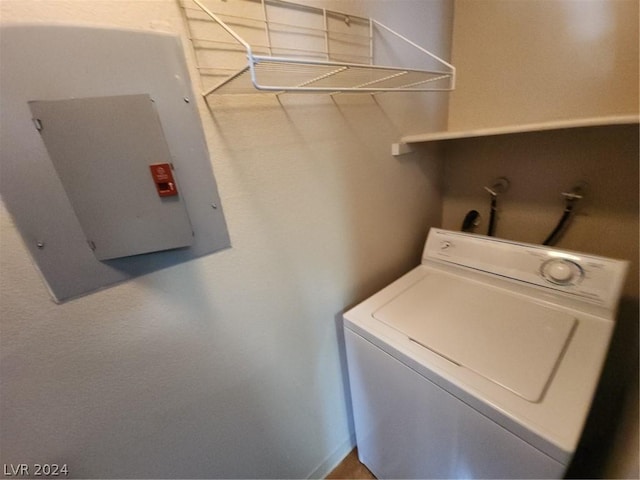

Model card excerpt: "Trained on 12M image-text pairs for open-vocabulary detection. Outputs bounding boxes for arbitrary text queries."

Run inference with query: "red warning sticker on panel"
[149,163,178,197]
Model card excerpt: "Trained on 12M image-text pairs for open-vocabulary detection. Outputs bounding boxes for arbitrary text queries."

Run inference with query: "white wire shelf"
[178,0,456,96]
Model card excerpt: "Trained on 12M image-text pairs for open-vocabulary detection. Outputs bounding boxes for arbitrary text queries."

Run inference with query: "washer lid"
[373,271,577,402]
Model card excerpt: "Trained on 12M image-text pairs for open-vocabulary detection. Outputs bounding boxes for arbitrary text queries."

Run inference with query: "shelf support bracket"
[391,142,413,157]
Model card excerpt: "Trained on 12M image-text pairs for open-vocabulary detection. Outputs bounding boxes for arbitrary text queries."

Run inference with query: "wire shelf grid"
[178,0,456,95]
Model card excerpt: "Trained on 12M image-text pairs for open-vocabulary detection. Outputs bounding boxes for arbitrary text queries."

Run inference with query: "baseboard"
[307,433,356,479]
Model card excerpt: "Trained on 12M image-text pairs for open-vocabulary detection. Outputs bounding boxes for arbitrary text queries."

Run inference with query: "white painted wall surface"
[0,1,451,478]
[448,0,639,130]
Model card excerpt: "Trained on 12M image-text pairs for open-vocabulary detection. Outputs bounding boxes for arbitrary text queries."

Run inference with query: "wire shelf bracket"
[178,0,456,96]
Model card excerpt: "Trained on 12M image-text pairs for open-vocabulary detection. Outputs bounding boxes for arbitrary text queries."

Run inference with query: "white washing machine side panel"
[345,328,566,479]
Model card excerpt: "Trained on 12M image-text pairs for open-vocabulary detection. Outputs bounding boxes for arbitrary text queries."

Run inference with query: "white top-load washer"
[343,228,628,479]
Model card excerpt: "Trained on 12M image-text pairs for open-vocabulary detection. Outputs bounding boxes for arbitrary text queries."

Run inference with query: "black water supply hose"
[483,177,510,237]
[543,184,586,246]
[543,202,574,245]
[487,194,498,236]
[461,210,481,232]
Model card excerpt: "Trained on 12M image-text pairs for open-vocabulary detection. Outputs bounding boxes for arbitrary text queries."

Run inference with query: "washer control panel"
[424,229,628,309]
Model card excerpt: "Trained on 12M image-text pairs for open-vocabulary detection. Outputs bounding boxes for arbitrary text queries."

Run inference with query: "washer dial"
[541,259,583,285]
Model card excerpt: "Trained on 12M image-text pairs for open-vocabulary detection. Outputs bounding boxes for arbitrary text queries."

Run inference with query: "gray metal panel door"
[29,94,194,260]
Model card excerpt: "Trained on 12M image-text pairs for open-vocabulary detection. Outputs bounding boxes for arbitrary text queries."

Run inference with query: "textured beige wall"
[0,1,451,477]
[448,0,639,130]
[442,126,638,294]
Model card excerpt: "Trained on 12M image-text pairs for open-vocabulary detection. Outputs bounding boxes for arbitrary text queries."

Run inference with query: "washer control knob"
[541,259,583,285]
[548,262,572,282]
[441,241,452,250]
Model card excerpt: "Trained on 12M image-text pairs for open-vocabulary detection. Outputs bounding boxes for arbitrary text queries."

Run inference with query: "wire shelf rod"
[189,0,371,25]
[296,66,348,87]
[191,0,253,52]
[251,83,455,93]
[250,54,454,77]
[182,3,370,30]
[194,43,370,63]
[368,18,373,66]
[371,19,456,85]
[203,66,251,96]
[261,0,273,56]
[191,37,370,58]
[397,74,453,88]
[323,8,329,61]
[198,66,249,73]
[184,1,373,49]
[198,67,454,94]
[185,13,372,42]
[183,0,370,21]
[352,70,408,89]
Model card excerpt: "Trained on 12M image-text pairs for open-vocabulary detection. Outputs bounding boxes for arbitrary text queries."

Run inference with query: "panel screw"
[36,241,45,249]
[211,203,218,209]
[184,97,190,103]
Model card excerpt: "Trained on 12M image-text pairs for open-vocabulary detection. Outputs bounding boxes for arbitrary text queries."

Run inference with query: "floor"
[326,448,376,479]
